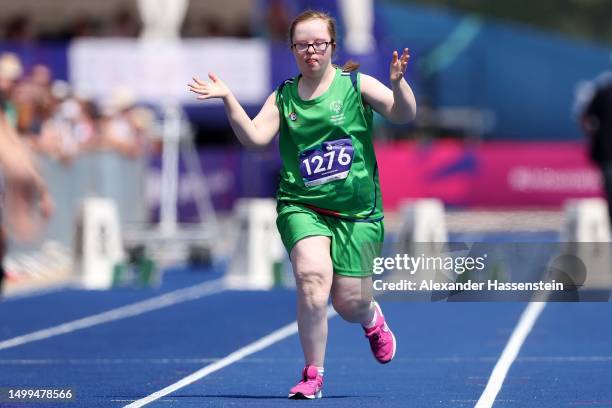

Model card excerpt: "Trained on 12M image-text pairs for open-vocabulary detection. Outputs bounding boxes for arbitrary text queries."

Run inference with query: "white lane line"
[0,279,225,351]
[124,306,338,408]
[474,302,546,408]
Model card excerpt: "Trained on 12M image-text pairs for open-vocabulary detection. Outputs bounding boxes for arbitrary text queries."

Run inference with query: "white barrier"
[562,198,610,242]
[396,199,448,244]
[225,199,284,290]
[391,199,448,292]
[561,198,611,292]
[74,198,124,289]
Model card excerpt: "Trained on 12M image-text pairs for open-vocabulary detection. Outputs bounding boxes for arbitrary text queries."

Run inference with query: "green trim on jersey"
[275,67,383,221]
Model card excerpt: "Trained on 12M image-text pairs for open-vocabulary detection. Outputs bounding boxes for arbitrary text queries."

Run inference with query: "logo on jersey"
[329,100,343,114]
[289,112,297,121]
[329,100,345,125]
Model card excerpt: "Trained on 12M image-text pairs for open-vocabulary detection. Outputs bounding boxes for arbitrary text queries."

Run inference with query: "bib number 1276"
[299,138,354,187]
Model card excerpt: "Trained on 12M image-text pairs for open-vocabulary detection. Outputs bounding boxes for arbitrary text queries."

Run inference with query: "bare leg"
[330,274,375,326]
[290,236,333,367]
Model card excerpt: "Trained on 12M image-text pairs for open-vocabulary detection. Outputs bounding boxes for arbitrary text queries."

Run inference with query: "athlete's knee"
[292,255,331,297]
[296,269,330,310]
[290,237,332,310]
[295,266,330,311]
[331,293,371,321]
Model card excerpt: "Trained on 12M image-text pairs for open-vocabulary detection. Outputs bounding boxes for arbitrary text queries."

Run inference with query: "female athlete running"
[189,9,416,399]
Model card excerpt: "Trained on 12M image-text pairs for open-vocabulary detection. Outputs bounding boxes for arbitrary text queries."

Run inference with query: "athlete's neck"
[298,65,336,100]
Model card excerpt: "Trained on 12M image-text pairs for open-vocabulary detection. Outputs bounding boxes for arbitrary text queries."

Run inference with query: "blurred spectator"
[99,88,156,158]
[109,9,140,37]
[249,0,296,39]
[202,17,227,37]
[129,106,160,153]
[13,64,54,137]
[182,14,253,38]
[181,16,225,38]
[0,52,22,127]
[581,66,612,221]
[69,15,100,39]
[266,0,291,40]
[38,81,99,164]
[234,19,253,38]
[3,15,36,43]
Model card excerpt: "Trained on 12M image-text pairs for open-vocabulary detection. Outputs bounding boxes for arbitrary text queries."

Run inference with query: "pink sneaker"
[364,301,397,364]
[288,365,323,399]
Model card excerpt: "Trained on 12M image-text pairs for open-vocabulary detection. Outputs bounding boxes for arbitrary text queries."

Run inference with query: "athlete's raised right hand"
[188,72,230,100]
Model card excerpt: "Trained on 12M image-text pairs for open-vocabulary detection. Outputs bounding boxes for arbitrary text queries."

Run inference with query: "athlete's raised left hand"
[390,48,410,83]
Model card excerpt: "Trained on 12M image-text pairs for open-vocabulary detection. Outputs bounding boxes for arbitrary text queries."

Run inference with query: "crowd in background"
[0,51,159,165]
[0,0,298,161]
[0,2,293,42]
[1,9,141,42]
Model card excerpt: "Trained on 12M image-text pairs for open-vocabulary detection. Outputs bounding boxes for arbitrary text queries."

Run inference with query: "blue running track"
[0,248,611,407]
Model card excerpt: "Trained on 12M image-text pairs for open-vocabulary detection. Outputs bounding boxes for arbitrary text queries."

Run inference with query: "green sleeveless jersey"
[275,67,383,221]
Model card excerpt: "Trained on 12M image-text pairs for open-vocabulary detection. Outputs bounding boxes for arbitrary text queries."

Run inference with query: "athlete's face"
[291,19,334,76]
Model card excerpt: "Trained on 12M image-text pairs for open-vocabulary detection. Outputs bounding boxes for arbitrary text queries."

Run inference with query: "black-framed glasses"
[291,41,333,53]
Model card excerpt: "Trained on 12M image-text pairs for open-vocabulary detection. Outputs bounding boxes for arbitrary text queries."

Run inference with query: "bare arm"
[188,73,279,148]
[0,113,39,184]
[361,49,417,124]
[0,112,54,238]
[222,90,280,148]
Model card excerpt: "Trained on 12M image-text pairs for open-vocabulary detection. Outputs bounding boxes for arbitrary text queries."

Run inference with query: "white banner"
[69,38,270,105]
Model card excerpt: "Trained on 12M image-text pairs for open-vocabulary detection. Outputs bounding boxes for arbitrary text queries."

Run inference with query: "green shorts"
[276,203,384,277]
